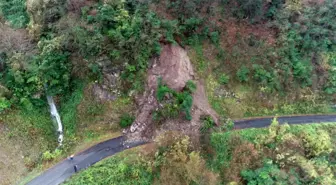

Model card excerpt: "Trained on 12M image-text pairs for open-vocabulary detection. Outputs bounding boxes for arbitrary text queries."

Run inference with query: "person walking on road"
[74,165,78,172]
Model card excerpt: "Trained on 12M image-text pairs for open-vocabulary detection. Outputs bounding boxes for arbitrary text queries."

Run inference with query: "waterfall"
[47,95,64,146]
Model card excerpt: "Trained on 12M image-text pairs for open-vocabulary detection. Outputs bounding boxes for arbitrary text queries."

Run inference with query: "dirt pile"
[126,44,218,142]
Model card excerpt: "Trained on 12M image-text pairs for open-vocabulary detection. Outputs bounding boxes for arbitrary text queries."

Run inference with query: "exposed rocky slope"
[126,44,218,142]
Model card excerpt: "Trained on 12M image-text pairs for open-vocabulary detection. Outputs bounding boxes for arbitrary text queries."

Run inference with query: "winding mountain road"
[234,114,336,129]
[27,114,336,185]
[26,137,145,185]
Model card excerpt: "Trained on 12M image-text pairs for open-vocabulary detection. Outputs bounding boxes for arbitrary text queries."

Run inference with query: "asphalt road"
[27,137,145,185]
[27,114,336,185]
[234,114,336,129]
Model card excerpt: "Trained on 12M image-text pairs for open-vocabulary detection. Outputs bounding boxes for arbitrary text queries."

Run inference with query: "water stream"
[46,95,64,146]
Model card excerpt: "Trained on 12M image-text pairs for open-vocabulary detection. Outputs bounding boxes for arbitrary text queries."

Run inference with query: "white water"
[47,96,64,145]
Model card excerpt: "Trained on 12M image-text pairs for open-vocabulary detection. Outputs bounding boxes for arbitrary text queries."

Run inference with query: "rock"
[91,56,123,101]
[92,84,116,101]
[150,45,194,91]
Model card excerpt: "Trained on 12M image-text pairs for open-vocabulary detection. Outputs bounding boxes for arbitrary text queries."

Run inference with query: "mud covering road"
[27,114,336,185]
[27,137,145,185]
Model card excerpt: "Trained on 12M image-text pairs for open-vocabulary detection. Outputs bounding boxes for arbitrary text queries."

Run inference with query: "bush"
[302,130,332,157]
[219,74,230,85]
[222,0,264,22]
[156,79,196,121]
[236,66,250,82]
[200,115,215,133]
[37,36,71,95]
[324,53,336,94]
[147,133,219,185]
[119,113,135,128]
[64,153,153,185]
[0,97,11,112]
[241,161,294,185]
[42,149,62,161]
[0,0,29,28]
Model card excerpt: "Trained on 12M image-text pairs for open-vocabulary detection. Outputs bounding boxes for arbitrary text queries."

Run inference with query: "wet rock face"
[92,84,117,101]
[92,56,122,101]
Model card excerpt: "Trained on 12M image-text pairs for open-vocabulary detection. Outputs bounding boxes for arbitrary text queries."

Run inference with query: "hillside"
[0,0,335,184]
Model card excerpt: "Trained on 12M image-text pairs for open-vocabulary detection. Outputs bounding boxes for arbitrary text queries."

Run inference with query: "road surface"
[27,137,145,185]
[27,114,336,185]
[234,114,336,129]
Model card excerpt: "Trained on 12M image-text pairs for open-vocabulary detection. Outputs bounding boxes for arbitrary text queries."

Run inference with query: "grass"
[0,108,56,185]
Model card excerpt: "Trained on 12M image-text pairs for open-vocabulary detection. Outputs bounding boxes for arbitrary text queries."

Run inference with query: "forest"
[0,0,335,184]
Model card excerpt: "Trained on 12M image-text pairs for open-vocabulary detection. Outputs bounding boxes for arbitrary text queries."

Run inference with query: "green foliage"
[241,161,295,185]
[236,66,250,82]
[277,0,336,53]
[218,73,230,85]
[60,82,84,138]
[324,53,336,94]
[200,115,215,133]
[185,80,197,93]
[3,36,72,107]
[119,113,135,128]
[42,149,62,161]
[96,3,162,92]
[71,27,103,58]
[0,97,11,112]
[292,60,312,87]
[0,0,29,28]
[155,79,196,121]
[64,153,153,185]
[145,133,218,185]
[66,133,218,185]
[210,122,336,184]
[233,0,264,22]
[302,130,332,157]
[252,64,280,91]
[37,37,71,95]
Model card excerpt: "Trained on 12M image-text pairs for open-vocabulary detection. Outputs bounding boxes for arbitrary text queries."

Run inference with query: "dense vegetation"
[65,122,336,184]
[210,121,336,184]
[1,0,335,115]
[0,0,335,184]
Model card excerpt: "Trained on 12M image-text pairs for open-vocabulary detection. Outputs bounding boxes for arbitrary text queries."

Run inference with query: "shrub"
[147,133,219,185]
[241,160,293,185]
[324,53,336,94]
[219,73,230,85]
[0,0,29,28]
[156,79,195,121]
[97,4,162,92]
[119,113,135,128]
[37,36,71,95]
[0,97,11,112]
[200,115,216,133]
[302,130,332,157]
[222,0,264,22]
[292,61,312,87]
[64,153,153,185]
[236,66,250,82]
[42,149,62,161]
